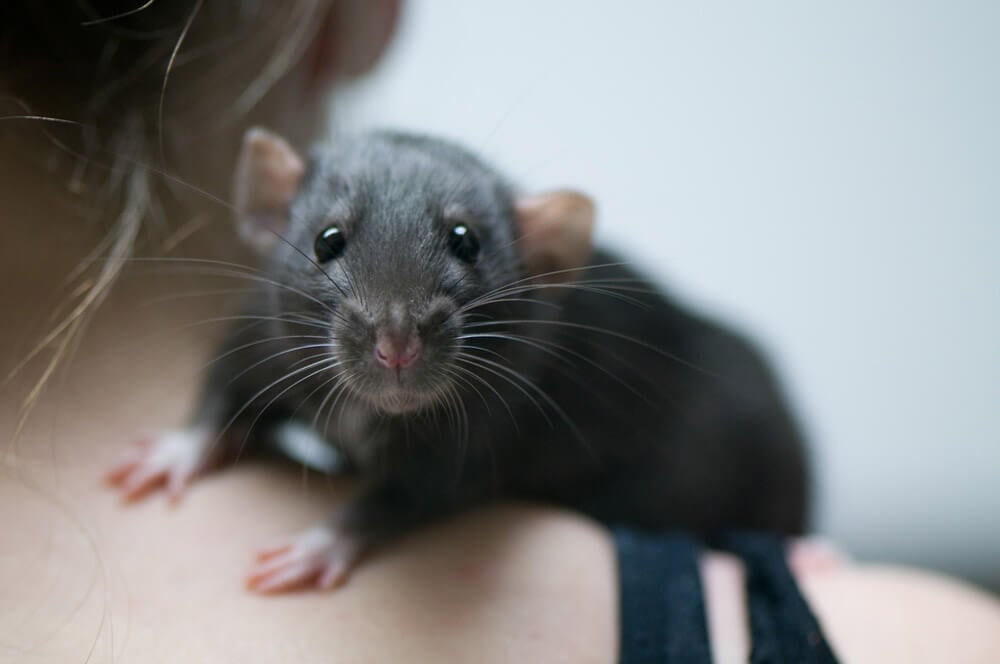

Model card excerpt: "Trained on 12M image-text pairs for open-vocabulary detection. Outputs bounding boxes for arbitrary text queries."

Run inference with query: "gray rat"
[106,128,809,593]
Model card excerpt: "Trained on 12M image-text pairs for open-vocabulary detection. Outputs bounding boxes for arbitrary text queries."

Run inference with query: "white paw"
[104,428,214,503]
[246,525,365,594]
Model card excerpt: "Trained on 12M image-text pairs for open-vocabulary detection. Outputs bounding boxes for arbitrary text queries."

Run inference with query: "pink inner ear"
[515,190,595,281]
[233,128,305,251]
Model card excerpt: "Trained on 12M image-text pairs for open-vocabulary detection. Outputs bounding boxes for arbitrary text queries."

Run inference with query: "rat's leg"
[245,483,444,594]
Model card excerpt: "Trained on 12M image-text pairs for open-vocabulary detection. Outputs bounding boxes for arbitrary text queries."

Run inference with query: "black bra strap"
[717,533,840,664]
[613,529,713,664]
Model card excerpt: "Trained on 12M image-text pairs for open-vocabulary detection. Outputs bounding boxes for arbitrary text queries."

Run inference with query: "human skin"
[2,211,999,664]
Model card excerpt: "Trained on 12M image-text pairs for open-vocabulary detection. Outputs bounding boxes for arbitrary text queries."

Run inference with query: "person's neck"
[1,144,247,391]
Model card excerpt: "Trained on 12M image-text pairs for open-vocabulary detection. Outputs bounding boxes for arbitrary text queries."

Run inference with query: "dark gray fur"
[195,130,810,546]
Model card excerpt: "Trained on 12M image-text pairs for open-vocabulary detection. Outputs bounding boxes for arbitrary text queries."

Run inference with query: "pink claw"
[246,526,364,594]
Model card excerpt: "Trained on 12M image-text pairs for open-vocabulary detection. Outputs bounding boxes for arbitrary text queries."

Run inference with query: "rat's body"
[108,130,808,592]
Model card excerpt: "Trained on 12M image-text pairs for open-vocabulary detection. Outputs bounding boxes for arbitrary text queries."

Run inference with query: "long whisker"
[143,286,261,304]
[127,261,363,342]
[454,351,592,457]
[197,333,329,373]
[266,222,352,301]
[310,351,349,433]
[453,353,551,429]
[128,256,343,319]
[450,382,471,482]
[460,262,630,311]
[323,368,361,436]
[449,364,519,434]
[459,331,656,408]
[461,295,562,313]
[438,383,459,446]
[216,354,335,454]
[462,281,653,312]
[465,319,712,377]
[178,313,329,333]
[222,342,333,387]
[340,255,365,302]
[81,0,157,26]
[238,360,346,460]
[158,0,202,163]
[301,372,345,432]
[441,365,490,417]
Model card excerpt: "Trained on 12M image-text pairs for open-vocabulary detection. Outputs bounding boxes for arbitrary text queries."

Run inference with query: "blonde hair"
[1,0,340,427]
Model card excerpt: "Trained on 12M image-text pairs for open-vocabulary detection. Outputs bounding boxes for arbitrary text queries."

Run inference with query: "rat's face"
[233,129,594,416]
[272,133,523,414]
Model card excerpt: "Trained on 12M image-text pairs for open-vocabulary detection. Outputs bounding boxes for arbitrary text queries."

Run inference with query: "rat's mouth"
[355,346,456,415]
[330,326,459,416]
[366,386,438,415]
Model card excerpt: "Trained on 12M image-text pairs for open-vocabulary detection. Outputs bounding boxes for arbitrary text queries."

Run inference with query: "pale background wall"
[335,1,1000,588]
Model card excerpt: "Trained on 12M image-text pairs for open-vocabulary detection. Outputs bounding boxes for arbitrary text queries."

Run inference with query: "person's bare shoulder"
[800,562,1000,664]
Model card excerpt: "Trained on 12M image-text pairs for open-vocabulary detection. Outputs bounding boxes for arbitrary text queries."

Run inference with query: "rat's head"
[233,128,594,415]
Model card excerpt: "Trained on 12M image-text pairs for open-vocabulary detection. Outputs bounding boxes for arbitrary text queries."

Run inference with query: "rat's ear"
[514,190,595,283]
[232,127,305,253]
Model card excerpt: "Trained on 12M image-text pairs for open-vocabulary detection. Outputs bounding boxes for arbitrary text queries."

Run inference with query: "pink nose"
[374,335,422,370]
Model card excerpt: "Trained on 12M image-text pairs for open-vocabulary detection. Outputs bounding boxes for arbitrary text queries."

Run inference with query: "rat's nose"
[374,333,422,370]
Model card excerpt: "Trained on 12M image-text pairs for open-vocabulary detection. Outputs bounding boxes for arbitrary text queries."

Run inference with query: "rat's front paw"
[246,525,366,594]
[104,428,215,503]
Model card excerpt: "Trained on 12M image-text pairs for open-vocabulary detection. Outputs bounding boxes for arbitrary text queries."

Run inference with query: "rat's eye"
[448,223,479,264]
[314,225,346,262]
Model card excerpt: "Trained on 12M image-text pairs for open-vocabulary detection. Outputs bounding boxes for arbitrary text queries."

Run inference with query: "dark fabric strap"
[613,529,713,664]
[717,533,840,664]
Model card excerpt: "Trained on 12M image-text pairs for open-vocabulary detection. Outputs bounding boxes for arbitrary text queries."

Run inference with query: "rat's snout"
[373,302,422,371]
[338,293,459,413]
[374,332,422,370]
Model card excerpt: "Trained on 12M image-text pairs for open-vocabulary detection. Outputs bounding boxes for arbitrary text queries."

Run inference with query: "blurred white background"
[335,1,1000,588]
